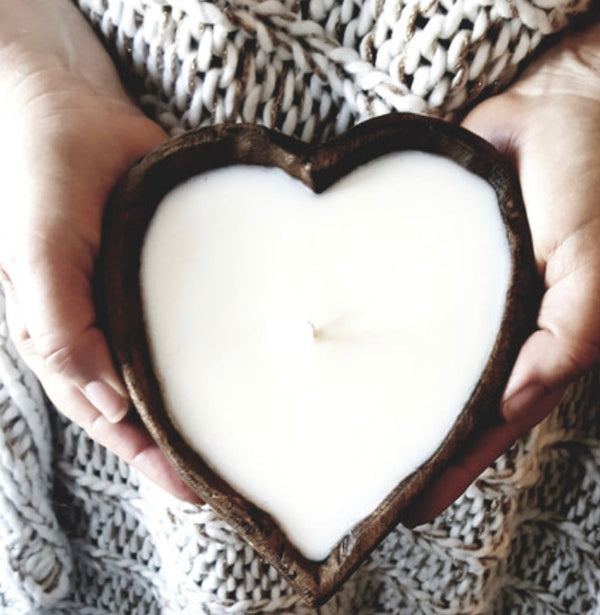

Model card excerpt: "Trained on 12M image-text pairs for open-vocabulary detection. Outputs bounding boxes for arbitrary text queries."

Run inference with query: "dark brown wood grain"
[99,113,540,606]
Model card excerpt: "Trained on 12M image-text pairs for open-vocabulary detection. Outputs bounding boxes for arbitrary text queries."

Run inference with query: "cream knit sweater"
[1,1,599,613]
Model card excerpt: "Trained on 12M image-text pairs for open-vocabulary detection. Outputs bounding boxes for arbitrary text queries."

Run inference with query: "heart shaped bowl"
[100,113,540,606]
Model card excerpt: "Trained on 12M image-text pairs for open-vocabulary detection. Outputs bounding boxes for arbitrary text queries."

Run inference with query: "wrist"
[0,0,125,102]
[0,1,69,79]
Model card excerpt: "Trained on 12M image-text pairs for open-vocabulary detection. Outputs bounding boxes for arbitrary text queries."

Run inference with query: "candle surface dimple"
[141,151,511,561]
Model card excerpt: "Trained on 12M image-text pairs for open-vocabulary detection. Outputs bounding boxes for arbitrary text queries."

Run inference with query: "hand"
[405,19,600,525]
[0,0,199,503]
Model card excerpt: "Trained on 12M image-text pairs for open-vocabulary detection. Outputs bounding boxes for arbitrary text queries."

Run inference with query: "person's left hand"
[404,21,600,526]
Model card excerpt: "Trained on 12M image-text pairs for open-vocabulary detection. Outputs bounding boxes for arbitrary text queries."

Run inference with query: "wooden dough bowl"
[99,113,540,606]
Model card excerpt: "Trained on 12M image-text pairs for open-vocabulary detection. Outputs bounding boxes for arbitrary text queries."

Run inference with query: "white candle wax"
[141,151,511,561]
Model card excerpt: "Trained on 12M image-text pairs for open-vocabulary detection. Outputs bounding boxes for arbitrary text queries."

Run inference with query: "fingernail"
[85,380,129,423]
[501,383,547,422]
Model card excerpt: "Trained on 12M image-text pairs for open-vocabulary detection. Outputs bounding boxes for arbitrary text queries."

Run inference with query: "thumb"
[461,94,523,155]
[2,241,128,423]
[499,245,600,425]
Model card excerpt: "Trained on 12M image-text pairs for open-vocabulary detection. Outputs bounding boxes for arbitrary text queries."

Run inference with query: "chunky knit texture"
[78,0,591,138]
[1,0,599,613]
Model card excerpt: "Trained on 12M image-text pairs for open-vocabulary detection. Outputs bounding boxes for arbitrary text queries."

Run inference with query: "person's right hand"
[404,17,600,526]
[0,0,200,502]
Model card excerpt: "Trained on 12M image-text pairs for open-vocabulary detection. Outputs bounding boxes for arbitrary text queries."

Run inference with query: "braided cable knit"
[78,0,590,139]
[1,0,599,613]
[0,292,71,611]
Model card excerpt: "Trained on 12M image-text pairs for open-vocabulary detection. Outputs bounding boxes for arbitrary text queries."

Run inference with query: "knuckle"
[43,347,74,375]
[35,335,77,375]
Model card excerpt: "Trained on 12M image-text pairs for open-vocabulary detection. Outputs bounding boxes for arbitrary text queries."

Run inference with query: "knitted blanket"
[1,0,599,613]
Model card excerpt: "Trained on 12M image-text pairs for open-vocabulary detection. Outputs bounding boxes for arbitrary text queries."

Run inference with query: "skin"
[0,2,599,520]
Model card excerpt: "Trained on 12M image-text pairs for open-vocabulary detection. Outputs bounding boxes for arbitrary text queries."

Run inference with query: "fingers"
[61,382,201,503]
[78,400,203,504]
[2,240,129,423]
[501,261,600,421]
[402,422,516,528]
[3,266,201,504]
[461,93,524,156]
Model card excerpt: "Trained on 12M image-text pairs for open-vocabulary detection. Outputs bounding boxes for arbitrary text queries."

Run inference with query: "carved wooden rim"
[100,113,540,606]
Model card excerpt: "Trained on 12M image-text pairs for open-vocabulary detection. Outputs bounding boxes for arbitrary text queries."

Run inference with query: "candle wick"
[307,321,321,340]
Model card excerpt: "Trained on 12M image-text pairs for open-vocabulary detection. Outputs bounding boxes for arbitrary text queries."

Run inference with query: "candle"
[140,151,510,561]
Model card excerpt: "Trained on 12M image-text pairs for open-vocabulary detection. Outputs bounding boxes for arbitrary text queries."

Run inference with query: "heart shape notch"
[101,113,539,606]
